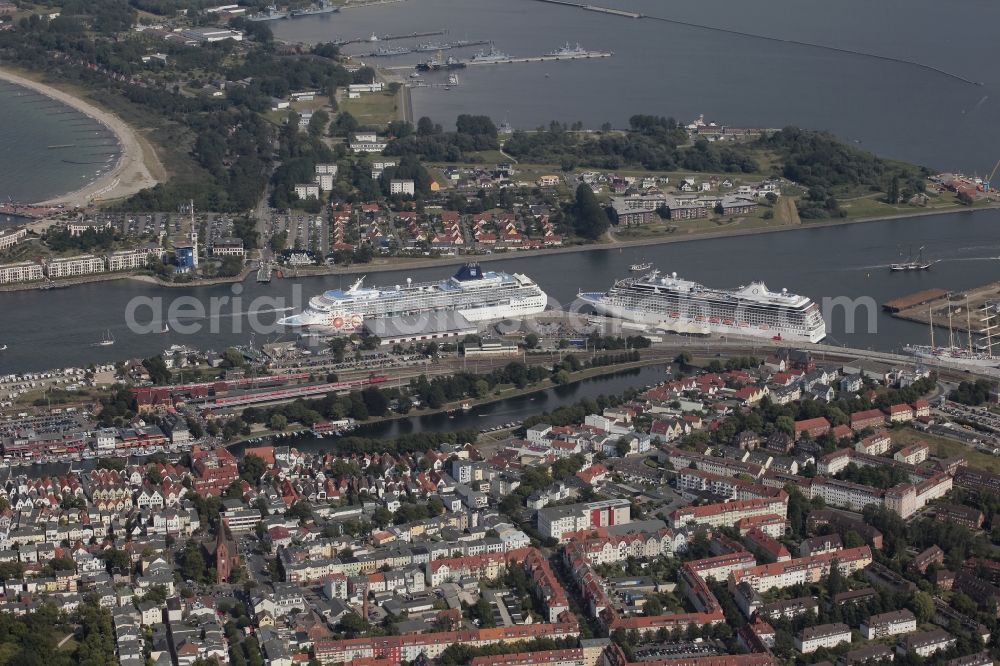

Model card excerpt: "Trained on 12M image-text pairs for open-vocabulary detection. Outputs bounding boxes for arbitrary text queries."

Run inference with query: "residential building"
[0,227,27,251]
[294,184,320,200]
[861,609,917,640]
[897,629,956,658]
[107,248,160,271]
[0,260,43,284]
[44,254,106,279]
[796,623,851,654]
[537,499,631,542]
[390,179,415,196]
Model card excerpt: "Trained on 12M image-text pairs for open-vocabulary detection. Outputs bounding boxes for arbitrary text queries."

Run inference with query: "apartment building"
[0,227,27,251]
[729,546,872,593]
[537,499,631,542]
[862,609,916,640]
[0,260,43,284]
[796,623,851,654]
[668,495,788,530]
[44,254,106,278]
[107,248,160,271]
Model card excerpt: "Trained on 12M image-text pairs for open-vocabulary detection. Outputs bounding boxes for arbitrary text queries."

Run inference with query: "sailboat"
[903,301,999,368]
[890,245,934,271]
[94,330,115,347]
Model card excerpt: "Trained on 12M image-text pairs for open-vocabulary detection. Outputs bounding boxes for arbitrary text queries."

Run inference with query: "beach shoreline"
[0,67,161,207]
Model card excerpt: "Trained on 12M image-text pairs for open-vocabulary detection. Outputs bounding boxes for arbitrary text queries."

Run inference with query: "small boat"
[162,323,170,333]
[630,262,652,272]
[0,345,6,351]
[94,330,115,347]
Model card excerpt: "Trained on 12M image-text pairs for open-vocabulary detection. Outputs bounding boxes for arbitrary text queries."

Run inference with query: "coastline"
[0,203,993,293]
[272,203,1000,278]
[0,67,161,207]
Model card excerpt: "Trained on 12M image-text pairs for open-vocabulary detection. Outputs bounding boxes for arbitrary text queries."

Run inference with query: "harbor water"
[0,79,121,204]
[2,210,999,374]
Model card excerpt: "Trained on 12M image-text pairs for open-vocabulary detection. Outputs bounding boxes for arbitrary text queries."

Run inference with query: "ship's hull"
[904,345,1000,369]
[581,294,826,343]
[280,289,547,332]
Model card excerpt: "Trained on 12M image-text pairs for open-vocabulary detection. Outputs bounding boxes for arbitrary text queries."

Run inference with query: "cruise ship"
[278,263,548,332]
[579,268,827,343]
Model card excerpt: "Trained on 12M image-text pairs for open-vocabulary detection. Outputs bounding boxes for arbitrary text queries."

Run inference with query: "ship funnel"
[671,271,677,279]
[407,277,412,285]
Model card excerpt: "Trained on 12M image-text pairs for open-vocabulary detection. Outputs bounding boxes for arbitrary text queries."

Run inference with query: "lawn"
[892,426,1000,474]
[340,91,401,126]
[837,192,971,220]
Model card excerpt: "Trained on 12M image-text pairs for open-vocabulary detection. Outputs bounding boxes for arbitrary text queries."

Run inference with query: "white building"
[0,261,43,284]
[45,254,106,279]
[796,623,851,654]
[180,27,243,43]
[0,227,27,251]
[316,163,338,176]
[294,184,320,200]
[536,498,631,542]
[348,82,384,94]
[107,248,160,271]
[67,219,111,236]
[209,238,245,257]
[315,173,335,192]
[898,629,956,658]
[862,609,917,640]
[350,132,388,153]
[390,179,415,196]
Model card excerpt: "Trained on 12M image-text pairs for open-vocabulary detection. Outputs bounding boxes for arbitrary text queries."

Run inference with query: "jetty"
[388,49,613,72]
[337,30,447,46]
[465,50,612,66]
[0,202,64,219]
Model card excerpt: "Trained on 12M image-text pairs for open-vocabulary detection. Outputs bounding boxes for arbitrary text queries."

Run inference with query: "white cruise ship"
[278,263,548,332]
[579,268,826,343]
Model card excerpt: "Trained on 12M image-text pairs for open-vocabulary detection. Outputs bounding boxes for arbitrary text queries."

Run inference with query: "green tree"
[239,453,267,484]
[909,590,934,623]
[269,414,288,431]
[571,183,610,240]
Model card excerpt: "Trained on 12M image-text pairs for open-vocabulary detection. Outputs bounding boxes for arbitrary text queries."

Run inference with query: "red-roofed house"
[794,417,830,440]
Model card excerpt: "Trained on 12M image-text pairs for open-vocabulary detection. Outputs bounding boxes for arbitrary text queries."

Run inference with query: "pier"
[387,49,613,72]
[337,29,447,46]
[0,203,63,219]
[361,39,490,57]
[886,282,1000,335]
[464,50,612,66]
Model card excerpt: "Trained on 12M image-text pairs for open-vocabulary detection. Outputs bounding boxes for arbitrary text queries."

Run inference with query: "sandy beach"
[0,68,161,207]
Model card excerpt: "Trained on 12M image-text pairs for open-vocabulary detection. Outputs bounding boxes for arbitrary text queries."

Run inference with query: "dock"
[882,288,950,313]
[338,30,447,46]
[465,50,613,66]
[257,262,272,283]
[885,282,1000,335]
[387,49,613,72]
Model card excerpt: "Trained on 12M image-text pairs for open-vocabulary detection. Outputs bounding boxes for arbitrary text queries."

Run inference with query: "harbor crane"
[985,158,1000,200]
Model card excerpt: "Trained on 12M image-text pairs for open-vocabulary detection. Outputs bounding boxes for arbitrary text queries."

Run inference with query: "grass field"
[340,91,400,126]
[892,427,1000,474]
